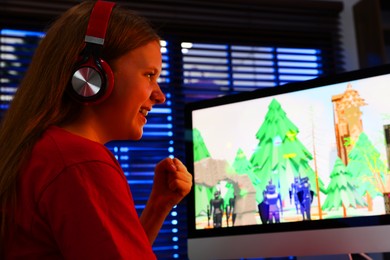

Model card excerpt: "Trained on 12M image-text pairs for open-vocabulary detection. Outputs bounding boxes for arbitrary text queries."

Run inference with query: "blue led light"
[142,131,173,137]
[120,163,129,168]
[1,29,45,37]
[143,124,172,129]
[119,147,130,152]
[127,180,153,185]
[277,47,319,54]
[150,107,172,114]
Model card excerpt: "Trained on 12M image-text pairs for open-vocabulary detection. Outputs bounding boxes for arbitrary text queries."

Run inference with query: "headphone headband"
[85,1,116,45]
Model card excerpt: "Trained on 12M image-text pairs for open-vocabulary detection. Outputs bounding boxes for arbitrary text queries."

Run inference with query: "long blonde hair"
[0,0,159,243]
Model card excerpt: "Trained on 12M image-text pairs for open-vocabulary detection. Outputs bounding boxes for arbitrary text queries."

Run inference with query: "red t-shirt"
[4,126,156,259]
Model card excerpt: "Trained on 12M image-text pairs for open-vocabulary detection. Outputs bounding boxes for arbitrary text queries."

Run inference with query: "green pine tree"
[250,98,325,202]
[193,128,211,162]
[347,132,388,198]
[322,157,367,215]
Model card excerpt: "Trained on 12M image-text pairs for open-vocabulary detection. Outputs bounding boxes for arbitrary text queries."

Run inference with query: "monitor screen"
[185,64,390,259]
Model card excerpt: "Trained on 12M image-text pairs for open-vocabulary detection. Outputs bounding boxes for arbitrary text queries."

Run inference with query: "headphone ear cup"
[70,56,114,105]
[68,1,116,104]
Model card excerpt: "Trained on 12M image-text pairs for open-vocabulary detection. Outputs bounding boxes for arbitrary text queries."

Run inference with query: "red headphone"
[69,1,116,105]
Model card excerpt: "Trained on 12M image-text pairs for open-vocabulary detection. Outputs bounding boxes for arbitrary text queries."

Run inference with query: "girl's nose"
[151,85,166,104]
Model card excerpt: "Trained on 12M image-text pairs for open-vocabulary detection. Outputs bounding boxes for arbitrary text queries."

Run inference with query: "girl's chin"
[128,128,143,140]
[132,134,143,140]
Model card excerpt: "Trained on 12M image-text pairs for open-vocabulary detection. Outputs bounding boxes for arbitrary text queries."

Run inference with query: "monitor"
[185,64,390,259]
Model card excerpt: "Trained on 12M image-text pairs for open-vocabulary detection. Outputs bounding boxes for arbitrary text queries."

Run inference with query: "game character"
[289,177,301,214]
[210,190,224,228]
[259,180,282,224]
[263,180,282,223]
[297,176,314,220]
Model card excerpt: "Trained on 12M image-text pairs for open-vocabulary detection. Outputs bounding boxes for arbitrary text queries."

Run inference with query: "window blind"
[1,1,344,259]
[181,42,323,101]
[0,29,44,119]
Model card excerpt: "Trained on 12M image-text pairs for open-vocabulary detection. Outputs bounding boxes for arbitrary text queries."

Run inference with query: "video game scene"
[192,74,390,229]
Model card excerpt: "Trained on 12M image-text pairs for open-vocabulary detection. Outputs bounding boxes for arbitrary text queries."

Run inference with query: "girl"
[0,1,192,259]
